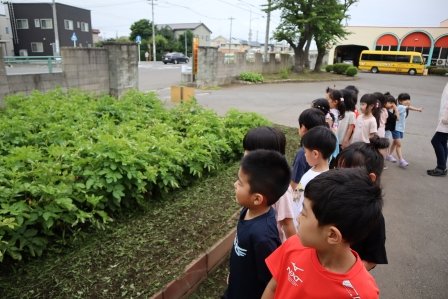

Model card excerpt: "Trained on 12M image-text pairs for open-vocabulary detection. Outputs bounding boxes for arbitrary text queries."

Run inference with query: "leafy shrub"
[325,65,334,72]
[428,67,447,76]
[279,68,290,79]
[0,89,270,261]
[345,66,358,77]
[239,72,264,83]
[333,63,352,74]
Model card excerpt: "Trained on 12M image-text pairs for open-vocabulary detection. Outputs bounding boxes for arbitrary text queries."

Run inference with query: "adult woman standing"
[428,82,448,177]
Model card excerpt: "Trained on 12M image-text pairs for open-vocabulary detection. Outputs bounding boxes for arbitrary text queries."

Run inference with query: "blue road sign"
[71,32,77,42]
[135,35,142,44]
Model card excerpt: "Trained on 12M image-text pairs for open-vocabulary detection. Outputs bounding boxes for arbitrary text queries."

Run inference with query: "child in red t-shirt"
[262,168,381,299]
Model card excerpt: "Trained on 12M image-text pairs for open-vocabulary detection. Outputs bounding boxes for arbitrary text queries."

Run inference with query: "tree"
[313,0,357,71]
[129,19,153,42]
[177,30,194,56]
[269,0,357,73]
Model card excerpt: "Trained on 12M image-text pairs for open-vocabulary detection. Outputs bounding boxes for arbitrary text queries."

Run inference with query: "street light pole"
[229,17,234,54]
[151,0,156,61]
[264,0,271,62]
[52,0,60,56]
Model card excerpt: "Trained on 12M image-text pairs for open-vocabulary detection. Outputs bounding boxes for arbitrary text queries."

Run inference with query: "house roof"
[158,23,212,33]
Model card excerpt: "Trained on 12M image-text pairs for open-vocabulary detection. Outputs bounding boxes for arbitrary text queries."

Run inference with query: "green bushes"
[345,66,358,77]
[325,65,334,72]
[326,63,358,77]
[0,89,270,261]
[427,67,447,76]
[239,72,264,83]
[279,67,290,79]
[332,63,352,74]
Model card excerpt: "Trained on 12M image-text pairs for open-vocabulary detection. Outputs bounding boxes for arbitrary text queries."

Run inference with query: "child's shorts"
[391,130,404,139]
[385,130,392,139]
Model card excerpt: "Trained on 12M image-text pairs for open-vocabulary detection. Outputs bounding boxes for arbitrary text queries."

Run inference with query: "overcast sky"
[8,0,448,41]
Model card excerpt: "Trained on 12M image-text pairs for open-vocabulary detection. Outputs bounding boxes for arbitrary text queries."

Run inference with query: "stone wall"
[0,54,9,107]
[0,43,138,104]
[195,47,294,87]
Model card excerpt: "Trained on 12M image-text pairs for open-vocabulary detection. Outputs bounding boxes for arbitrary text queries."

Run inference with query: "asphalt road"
[142,68,448,298]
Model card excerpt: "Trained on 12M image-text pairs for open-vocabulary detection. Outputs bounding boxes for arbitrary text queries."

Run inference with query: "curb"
[150,228,236,299]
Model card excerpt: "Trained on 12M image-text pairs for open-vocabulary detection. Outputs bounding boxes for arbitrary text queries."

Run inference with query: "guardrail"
[3,56,62,74]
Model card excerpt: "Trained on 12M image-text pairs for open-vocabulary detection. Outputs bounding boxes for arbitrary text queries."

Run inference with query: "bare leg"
[395,139,403,160]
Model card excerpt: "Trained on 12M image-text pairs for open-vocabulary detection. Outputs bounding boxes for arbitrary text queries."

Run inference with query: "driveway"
[193,72,448,298]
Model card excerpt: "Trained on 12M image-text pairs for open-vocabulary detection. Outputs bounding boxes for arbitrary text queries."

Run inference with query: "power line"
[216,0,264,16]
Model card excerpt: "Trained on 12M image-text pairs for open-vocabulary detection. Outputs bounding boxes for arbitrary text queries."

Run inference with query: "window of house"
[5,27,9,34]
[77,21,80,28]
[64,19,74,30]
[31,42,44,52]
[34,19,40,27]
[40,19,53,29]
[16,19,29,29]
[80,22,89,32]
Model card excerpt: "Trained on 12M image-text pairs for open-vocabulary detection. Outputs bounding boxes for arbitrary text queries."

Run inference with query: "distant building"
[159,23,212,46]
[8,2,92,56]
[0,3,14,56]
[92,28,101,45]
[328,20,448,67]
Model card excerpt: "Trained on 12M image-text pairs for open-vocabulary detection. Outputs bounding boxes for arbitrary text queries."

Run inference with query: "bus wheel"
[408,69,416,75]
[371,67,379,73]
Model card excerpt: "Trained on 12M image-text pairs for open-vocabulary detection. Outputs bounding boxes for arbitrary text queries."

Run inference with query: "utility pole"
[52,0,60,56]
[264,0,271,62]
[151,0,156,61]
[248,10,252,42]
[228,17,234,54]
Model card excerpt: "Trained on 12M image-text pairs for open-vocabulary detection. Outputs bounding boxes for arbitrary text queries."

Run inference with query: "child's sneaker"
[386,155,397,163]
[399,159,409,168]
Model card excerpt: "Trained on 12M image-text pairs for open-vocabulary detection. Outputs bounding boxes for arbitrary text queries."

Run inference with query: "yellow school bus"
[358,50,425,75]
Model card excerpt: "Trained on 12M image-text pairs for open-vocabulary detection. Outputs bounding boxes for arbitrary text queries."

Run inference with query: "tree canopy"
[269,0,357,72]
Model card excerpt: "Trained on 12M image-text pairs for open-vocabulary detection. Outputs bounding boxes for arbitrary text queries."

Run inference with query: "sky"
[7,0,448,42]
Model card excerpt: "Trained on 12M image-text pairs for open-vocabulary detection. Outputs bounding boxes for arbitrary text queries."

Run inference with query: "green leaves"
[0,89,269,261]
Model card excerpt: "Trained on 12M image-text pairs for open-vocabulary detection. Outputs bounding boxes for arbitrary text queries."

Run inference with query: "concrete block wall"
[62,47,110,94]
[195,47,294,87]
[0,44,138,102]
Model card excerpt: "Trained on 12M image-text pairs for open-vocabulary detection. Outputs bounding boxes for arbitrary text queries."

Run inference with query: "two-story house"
[9,2,92,56]
[159,23,212,46]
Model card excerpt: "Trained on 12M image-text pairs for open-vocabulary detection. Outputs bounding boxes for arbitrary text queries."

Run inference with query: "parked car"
[163,52,189,64]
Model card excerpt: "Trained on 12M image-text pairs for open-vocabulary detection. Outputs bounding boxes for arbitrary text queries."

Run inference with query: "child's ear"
[252,193,265,206]
[312,149,320,159]
[368,172,377,183]
[327,226,343,245]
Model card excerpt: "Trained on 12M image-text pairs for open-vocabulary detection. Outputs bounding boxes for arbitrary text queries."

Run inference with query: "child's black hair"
[336,135,389,184]
[384,92,397,105]
[373,92,386,108]
[311,98,335,124]
[345,85,359,97]
[397,93,410,102]
[304,168,383,245]
[301,126,337,160]
[298,108,327,130]
[243,126,286,155]
[328,89,346,120]
[341,89,356,112]
[240,149,291,206]
[360,93,382,128]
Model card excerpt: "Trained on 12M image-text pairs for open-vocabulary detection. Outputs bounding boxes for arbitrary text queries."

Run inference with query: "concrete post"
[0,51,10,106]
[103,43,139,98]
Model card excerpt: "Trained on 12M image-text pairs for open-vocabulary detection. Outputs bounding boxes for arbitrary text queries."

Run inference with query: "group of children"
[222,85,423,298]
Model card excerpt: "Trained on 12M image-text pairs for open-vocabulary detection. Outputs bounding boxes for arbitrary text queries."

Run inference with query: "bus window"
[412,56,422,64]
[397,55,410,63]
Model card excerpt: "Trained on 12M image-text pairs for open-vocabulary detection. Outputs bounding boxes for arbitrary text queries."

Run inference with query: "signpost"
[135,35,142,62]
[71,32,77,47]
